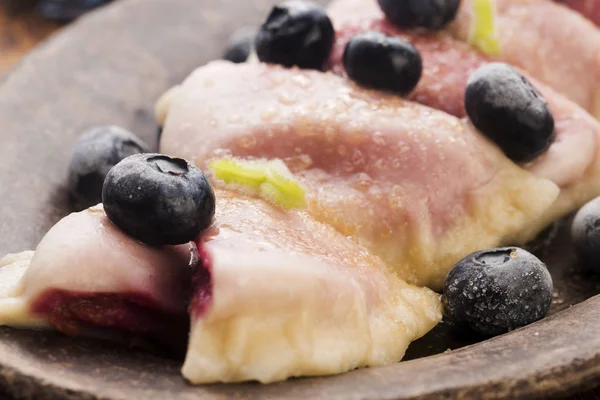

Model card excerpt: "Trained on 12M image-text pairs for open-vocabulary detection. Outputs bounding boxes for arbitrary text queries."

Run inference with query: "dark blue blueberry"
[343,31,422,96]
[102,153,215,246]
[572,197,600,273]
[68,126,148,210]
[377,0,461,30]
[255,1,335,70]
[442,247,553,336]
[37,0,113,22]
[465,63,555,163]
[224,27,257,64]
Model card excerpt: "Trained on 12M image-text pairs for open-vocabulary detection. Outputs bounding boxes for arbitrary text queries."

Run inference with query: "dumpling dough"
[160,61,560,289]
[183,190,442,384]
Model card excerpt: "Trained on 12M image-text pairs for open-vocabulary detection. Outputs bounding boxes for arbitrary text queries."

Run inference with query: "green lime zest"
[209,158,266,189]
[259,181,306,210]
[209,157,307,210]
[265,160,307,209]
[469,0,501,56]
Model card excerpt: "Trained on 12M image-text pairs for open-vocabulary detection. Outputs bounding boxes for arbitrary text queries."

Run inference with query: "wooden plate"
[0,0,599,399]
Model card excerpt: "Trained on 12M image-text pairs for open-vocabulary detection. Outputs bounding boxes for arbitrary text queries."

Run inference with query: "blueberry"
[377,0,461,30]
[224,27,257,64]
[68,126,148,210]
[343,31,422,96]
[442,247,553,336]
[37,0,112,22]
[102,154,215,246]
[255,1,335,70]
[572,197,600,272]
[465,63,555,163]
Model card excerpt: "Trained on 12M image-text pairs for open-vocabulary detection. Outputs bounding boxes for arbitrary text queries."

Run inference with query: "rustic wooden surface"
[0,0,600,399]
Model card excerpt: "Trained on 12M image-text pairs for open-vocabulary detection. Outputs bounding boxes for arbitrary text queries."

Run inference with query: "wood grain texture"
[0,0,599,399]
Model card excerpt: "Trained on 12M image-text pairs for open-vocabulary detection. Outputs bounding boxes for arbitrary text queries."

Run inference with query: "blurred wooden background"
[0,4,58,75]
